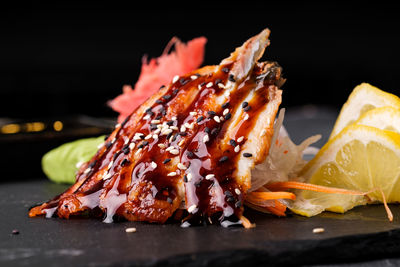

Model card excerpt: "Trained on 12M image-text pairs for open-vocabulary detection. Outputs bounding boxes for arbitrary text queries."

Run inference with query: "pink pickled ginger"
[109,36,207,123]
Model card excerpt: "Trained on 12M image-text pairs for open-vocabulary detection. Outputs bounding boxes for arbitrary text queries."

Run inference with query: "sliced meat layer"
[29,28,284,226]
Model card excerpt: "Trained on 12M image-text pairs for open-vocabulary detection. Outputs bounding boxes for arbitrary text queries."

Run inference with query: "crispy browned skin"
[29,29,283,225]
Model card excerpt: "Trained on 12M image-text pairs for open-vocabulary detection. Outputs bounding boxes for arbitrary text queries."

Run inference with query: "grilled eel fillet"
[29,28,284,226]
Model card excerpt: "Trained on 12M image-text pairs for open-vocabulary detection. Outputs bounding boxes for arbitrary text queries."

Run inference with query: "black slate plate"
[1,107,400,266]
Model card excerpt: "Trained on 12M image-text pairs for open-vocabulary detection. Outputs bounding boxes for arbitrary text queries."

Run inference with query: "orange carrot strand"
[266,181,365,195]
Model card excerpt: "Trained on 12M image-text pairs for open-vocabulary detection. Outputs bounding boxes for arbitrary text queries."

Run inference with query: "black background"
[1,1,400,120]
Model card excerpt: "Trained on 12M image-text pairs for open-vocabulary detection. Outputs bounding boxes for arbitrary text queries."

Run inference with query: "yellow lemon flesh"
[290,124,400,217]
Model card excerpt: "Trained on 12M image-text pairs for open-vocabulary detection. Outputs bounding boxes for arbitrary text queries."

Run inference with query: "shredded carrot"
[240,215,255,229]
[266,181,366,195]
[263,200,287,216]
[247,191,296,203]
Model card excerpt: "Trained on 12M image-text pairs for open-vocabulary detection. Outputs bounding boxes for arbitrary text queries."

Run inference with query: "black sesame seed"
[207,110,216,116]
[166,132,173,140]
[224,190,233,197]
[156,99,163,104]
[183,175,188,182]
[150,124,158,130]
[121,116,130,126]
[204,127,210,134]
[104,134,109,141]
[145,107,152,114]
[221,102,230,109]
[159,85,165,90]
[142,141,149,146]
[171,133,178,142]
[173,89,179,94]
[243,153,253,158]
[186,151,194,158]
[229,139,237,147]
[215,78,222,84]
[120,158,130,166]
[89,160,97,168]
[180,78,189,85]
[200,82,206,87]
[235,200,242,208]
[163,158,171,164]
[242,102,249,108]
[138,144,144,149]
[224,113,232,120]
[179,132,187,136]
[219,156,229,163]
[113,153,119,160]
[162,109,167,116]
[211,128,219,136]
[105,142,112,149]
[155,115,162,120]
[140,135,145,140]
[244,106,251,112]
[122,147,130,155]
[167,120,174,126]
[167,197,173,204]
[196,116,204,123]
[12,229,19,235]
[227,196,235,203]
[195,181,201,187]
[228,74,236,82]
[163,94,171,100]
[222,67,229,73]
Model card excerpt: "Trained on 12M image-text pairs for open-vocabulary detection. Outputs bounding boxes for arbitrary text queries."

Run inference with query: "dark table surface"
[1,106,400,267]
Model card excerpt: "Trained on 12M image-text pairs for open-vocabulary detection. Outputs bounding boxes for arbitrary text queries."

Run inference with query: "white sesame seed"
[158,143,166,149]
[103,172,112,180]
[124,137,129,145]
[165,146,174,152]
[169,149,179,155]
[145,134,152,140]
[135,148,142,155]
[213,116,221,123]
[244,114,249,121]
[129,143,136,150]
[161,128,173,136]
[76,161,84,169]
[198,84,202,90]
[218,83,225,89]
[125,227,137,233]
[172,75,179,83]
[152,134,159,139]
[111,137,117,144]
[224,91,230,97]
[188,204,197,214]
[97,142,104,149]
[172,116,177,121]
[143,114,151,120]
[154,128,161,134]
[180,125,186,132]
[177,163,187,170]
[237,136,244,143]
[313,228,325,234]
[115,123,121,128]
[223,108,229,115]
[235,188,241,195]
[188,122,195,129]
[203,134,210,143]
[170,126,179,130]
[108,161,113,169]
[186,173,192,181]
[191,75,198,80]
[205,174,215,180]
[167,171,177,177]
[206,82,213,88]
[169,135,174,143]
[151,161,157,169]
[184,122,191,128]
[157,124,163,129]
[84,168,91,174]
[136,133,144,137]
[133,135,142,141]
[219,116,224,122]
[234,145,240,153]
[151,119,161,124]
[189,111,197,116]
[178,140,185,147]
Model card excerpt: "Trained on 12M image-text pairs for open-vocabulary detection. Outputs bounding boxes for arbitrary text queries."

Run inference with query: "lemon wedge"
[290,124,400,217]
[355,106,400,133]
[329,83,400,139]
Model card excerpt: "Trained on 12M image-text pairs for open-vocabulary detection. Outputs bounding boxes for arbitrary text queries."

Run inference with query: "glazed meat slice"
[29,28,284,226]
